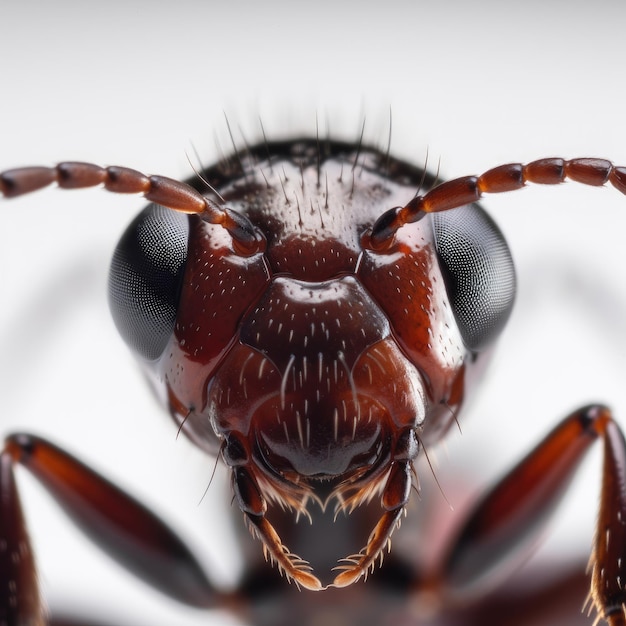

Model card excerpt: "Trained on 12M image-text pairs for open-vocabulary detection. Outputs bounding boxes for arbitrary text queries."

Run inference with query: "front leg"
[0,451,44,626]
[0,433,229,624]
[436,405,626,625]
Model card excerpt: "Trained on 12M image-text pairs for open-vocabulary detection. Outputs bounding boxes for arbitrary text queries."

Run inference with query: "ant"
[1,136,626,626]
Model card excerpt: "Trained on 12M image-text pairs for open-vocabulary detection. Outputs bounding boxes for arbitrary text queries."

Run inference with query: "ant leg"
[453,560,591,626]
[49,619,130,626]
[0,451,45,625]
[1,433,228,613]
[436,405,626,625]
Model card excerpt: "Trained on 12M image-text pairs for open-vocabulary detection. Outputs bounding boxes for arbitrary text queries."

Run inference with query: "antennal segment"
[0,162,264,254]
[368,157,626,249]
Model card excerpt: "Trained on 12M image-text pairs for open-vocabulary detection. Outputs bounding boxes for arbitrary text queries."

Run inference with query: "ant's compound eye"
[108,204,189,361]
[433,204,516,351]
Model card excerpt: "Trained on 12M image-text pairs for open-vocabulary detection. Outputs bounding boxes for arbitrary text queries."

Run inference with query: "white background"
[2,1,626,624]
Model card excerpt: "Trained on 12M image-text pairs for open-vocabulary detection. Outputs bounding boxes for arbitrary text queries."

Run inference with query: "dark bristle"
[415,147,430,199]
[316,115,321,187]
[279,170,290,205]
[324,172,329,210]
[186,147,225,203]
[223,112,247,181]
[260,167,272,190]
[213,129,230,173]
[295,194,303,227]
[237,124,256,167]
[314,197,326,230]
[384,108,393,176]
[259,117,274,174]
[352,119,366,172]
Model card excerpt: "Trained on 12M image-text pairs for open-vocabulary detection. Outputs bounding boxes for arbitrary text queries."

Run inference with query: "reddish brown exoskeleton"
[1,138,626,626]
